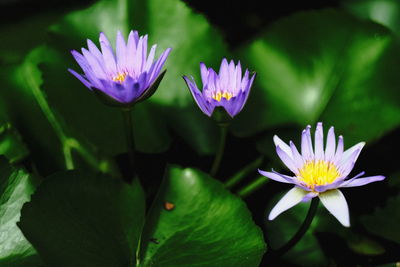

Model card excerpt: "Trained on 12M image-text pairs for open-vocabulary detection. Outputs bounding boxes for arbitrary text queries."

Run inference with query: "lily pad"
[140,166,266,266]
[18,171,145,267]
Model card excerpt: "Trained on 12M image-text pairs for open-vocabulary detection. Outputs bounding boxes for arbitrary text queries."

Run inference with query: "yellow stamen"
[212,91,233,101]
[112,72,128,83]
[298,160,340,190]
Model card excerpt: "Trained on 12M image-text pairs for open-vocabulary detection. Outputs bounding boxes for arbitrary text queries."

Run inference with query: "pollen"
[212,91,233,102]
[112,72,128,83]
[298,160,341,190]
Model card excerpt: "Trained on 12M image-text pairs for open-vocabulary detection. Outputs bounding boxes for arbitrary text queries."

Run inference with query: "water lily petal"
[319,189,350,227]
[268,187,308,220]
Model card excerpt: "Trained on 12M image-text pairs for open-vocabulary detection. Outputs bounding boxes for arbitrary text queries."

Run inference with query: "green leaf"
[232,9,400,146]
[140,167,266,267]
[0,119,29,164]
[342,0,400,35]
[0,158,41,266]
[18,171,145,267]
[44,0,227,155]
[361,194,400,244]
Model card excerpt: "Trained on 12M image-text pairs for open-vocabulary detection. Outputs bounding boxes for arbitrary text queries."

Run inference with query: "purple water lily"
[259,122,385,227]
[68,30,171,106]
[183,59,255,118]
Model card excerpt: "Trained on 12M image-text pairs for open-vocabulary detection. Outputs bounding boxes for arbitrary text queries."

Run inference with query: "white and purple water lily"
[259,122,385,227]
[69,30,171,106]
[183,59,255,118]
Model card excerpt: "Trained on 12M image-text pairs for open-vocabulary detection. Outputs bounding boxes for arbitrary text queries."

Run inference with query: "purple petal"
[314,122,324,161]
[319,189,350,227]
[333,135,344,165]
[99,33,117,75]
[276,145,298,174]
[70,50,91,74]
[81,48,106,79]
[86,39,103,64]
[143,44,156,73]
[183,76,212,116]
[68,69,92,89]
[126,31,139,73]
[341,142,365,165]
[301,125,314,161]
[116,31,127,70]
[290,141,304,169]
[338,147,363,177]
[302,191,318,202]
[325,126,336,162]
[340,175,385,188]
[200,62,209,86]
[148,48,171,84]
[273,135,293,159]
[268,187,308,220]
[258,169,294,183]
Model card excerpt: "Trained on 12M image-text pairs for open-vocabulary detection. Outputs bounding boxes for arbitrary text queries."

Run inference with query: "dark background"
[2,0,400,266]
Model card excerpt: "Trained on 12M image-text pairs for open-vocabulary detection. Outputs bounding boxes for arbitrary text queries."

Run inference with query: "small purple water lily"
[68,30,171,106]
[259,122,385,227]
[183,59,255,119]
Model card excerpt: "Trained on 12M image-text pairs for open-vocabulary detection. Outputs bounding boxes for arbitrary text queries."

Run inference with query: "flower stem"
[237,175,269,197]
[210,125,228,177]
[122,108,136,181]
[273,197,320,256]
[225,156,264,189]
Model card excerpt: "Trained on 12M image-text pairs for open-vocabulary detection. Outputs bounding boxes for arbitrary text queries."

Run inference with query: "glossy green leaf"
[0,119,29,163]
[0,158,41,266]
[361,194,400,244]
[342,0,400,35]
[18,171,145,267]
[140,167,266,267]
[232,9,400,146]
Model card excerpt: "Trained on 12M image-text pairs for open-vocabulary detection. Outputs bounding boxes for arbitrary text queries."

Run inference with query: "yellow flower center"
[298,160,341,190]
[112,72,128,83]
[212,91,233,101]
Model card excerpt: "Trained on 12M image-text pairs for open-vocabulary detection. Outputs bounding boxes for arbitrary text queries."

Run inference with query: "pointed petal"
[144,44,157,73]
[325,126,336,162]
[341,142,365,164]
[276,145,298,173]
[258,169,294,183]
[268,187,308,220]
[183,76,212,116]
[340,175,385,188]
[333,135,344,165]
[68,69,92,89]
[86,39,103,64]
[116,31,127,70]
[338,147,362,177]
[99,33,117,74]
[301,125,314,161]
[319,189,350,227]
[290,141,304,169]
[273,135,293,159]
[314,122,324,161]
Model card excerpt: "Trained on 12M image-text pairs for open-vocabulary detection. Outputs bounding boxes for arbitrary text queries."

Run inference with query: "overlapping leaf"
[0,158,41,266]
[232,9,400,147]
[18,171,145,267]
[140,167,266,266]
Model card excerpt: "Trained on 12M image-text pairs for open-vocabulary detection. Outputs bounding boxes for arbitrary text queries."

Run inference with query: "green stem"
[210,125,228,177]
[225,156,264,188]
[237,176,269,197]
[122,108,136,180]
[273,197,320,256]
